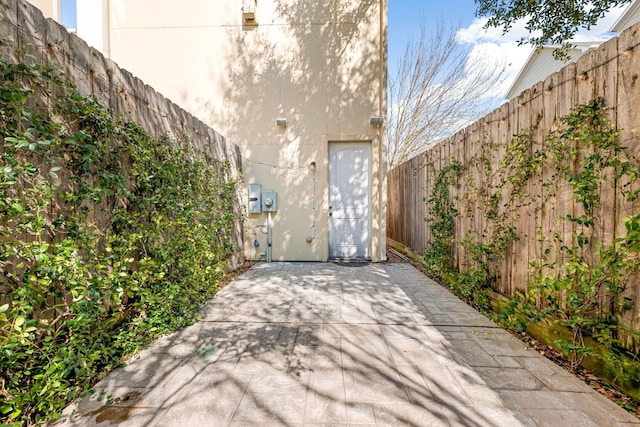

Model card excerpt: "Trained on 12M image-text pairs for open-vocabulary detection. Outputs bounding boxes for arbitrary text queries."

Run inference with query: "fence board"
[525,81,545,293]
[388,22,640,345]
[451,130,464,270]
[539,72,560,298]
[616,27,640,346]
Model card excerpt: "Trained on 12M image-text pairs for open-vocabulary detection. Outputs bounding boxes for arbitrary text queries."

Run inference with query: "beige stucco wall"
[106,0,387,262]
[26,0,59,20]
[76,0,109,55]
[31,0,388,261]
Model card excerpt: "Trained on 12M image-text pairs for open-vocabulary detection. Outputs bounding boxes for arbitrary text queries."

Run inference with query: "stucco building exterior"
[29,0,388,262]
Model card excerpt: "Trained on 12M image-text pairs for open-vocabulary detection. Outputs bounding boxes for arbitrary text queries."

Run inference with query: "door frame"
[327,141,372,260]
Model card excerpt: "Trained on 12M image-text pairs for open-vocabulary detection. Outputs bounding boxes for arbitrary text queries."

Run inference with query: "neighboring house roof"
[611,0,640,32]
[505,43,599,100]
[507,0,640,100]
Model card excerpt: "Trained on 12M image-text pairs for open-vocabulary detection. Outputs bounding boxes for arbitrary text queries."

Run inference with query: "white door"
[329,142,371,259]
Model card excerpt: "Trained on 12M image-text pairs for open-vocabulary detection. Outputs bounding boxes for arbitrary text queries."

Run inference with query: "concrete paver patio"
[55,262,640,426]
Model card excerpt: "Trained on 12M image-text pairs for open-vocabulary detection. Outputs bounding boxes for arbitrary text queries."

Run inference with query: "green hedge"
[0,58,238,425]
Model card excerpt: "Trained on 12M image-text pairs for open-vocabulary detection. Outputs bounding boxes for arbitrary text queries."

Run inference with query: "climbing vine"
[0,57,238,425]
[423,99,640,396]
[424,131,546,312]
[519,100,640,368]
[423,158,463,282]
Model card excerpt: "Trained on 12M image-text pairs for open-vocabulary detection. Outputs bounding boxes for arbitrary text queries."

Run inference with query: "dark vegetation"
[0,58,239,425]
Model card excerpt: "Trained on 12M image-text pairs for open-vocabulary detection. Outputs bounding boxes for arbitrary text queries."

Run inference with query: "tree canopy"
[476,0,632,54]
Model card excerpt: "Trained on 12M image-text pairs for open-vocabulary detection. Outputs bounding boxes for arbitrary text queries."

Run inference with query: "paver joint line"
[54,262,640,427]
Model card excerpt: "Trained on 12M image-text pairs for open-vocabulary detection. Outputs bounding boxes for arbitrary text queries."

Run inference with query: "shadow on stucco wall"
[199,0,382,260]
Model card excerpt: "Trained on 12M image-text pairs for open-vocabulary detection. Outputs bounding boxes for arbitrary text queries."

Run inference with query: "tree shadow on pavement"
[56,262,535,426]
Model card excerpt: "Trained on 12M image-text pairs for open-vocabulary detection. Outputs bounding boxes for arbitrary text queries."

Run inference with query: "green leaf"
[14,315,25,328]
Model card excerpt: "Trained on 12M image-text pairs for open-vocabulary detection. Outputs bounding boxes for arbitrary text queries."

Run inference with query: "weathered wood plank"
[616,24,640,347]
[385,23,640,349]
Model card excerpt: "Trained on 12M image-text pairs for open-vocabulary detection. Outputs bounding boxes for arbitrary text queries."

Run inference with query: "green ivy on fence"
[423,158,463,282]
[424,99,640,395]
[522,101,640,367]
[0,57,238,425]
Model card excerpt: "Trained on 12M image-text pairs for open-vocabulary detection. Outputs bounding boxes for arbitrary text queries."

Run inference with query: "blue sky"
[61,0,76,28]
[389,0,628,98]
[389,0,529,98]
[389,0,478,67]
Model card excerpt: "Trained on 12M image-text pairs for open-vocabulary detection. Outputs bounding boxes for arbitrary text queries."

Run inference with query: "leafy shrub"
[0,57,238,425]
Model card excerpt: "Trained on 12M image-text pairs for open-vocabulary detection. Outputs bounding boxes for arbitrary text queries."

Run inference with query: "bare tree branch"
[387,21,506,169]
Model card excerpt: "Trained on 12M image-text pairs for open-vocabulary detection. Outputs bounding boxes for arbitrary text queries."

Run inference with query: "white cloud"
[576,4,628,40]
[456,17,532,44]
[455,18,534,100]
[466,41,532,98]
[453,3,628,100]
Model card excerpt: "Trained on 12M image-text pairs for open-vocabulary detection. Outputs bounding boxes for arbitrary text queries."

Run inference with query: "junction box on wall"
[247,184,278,262]
[261,191,277,212]
[248,185,278,214]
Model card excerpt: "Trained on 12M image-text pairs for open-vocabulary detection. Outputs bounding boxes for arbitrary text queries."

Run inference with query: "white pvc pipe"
[267,211,272,263]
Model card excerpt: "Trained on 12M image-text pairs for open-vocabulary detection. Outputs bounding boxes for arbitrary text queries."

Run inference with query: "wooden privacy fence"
[387,22,640,337]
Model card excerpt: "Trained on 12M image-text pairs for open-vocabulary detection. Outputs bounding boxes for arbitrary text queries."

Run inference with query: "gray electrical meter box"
[262,191,277,212]
[248,184,262,213]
